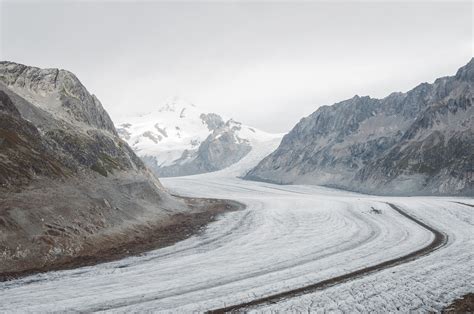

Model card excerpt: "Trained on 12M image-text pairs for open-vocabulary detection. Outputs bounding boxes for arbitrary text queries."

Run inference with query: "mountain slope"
[0,61,152,185]
[246,59,474,196]
[0,62,234,276]
[116,99,282,177]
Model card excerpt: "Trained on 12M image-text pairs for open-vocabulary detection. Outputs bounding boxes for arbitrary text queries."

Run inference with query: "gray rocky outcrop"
[0,61,117,134]
[246,59,474,196]
[146,119,251,177]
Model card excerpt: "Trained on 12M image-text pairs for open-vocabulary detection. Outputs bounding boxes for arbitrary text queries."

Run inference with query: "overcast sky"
[1,1,472,132]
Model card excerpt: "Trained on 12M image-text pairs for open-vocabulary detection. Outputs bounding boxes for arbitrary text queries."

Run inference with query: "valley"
[0,170,472,312]
[1,1,473,311]
[0,59,472,312]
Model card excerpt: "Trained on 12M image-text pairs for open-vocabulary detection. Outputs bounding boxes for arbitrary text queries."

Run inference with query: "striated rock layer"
[246,59,474,196]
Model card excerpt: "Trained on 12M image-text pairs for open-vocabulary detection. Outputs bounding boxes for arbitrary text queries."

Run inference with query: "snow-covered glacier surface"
[0,141,472,312]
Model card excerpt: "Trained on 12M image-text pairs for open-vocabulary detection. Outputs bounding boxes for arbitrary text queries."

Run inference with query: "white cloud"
[1,1,472,132]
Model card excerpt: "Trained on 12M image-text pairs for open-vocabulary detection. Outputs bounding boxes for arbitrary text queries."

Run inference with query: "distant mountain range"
[246,59,474,196]
[116,99,282,177]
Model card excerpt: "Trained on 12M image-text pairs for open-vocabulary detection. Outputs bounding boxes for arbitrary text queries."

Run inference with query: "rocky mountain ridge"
[0,61,148,184]
[0,61,116,134]
[246,59,474,196]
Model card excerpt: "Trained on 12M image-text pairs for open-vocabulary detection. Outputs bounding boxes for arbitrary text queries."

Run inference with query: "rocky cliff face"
[0,89,66,187]
[152,119,252,177]
[0,61,190,274]
[246,59,474,196]
[0,61,116,134]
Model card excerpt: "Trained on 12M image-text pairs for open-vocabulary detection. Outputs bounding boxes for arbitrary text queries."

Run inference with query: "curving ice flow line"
[208,202,448,313]
[0,176,470,312]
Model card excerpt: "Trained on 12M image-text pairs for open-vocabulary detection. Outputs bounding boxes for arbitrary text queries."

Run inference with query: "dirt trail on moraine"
[443,293,474,313]
[208,202,448,313]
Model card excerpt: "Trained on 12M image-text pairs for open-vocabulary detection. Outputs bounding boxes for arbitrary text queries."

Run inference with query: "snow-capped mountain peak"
[116,99,282,177]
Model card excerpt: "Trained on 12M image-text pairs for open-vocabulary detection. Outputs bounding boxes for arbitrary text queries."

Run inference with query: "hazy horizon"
[1,1,472,132]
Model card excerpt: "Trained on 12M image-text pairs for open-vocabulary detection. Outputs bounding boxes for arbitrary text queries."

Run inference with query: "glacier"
[0,139,472,312]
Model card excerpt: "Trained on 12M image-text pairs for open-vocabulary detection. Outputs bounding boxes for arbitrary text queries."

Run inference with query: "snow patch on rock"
[115,97,283,177]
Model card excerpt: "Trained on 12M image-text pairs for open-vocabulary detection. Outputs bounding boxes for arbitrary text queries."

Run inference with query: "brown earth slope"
[0,61,241,279]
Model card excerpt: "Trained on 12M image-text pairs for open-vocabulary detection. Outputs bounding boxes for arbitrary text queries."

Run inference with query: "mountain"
[246,59,474,196]
[116,99,282,177]
[0,61,217,275]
